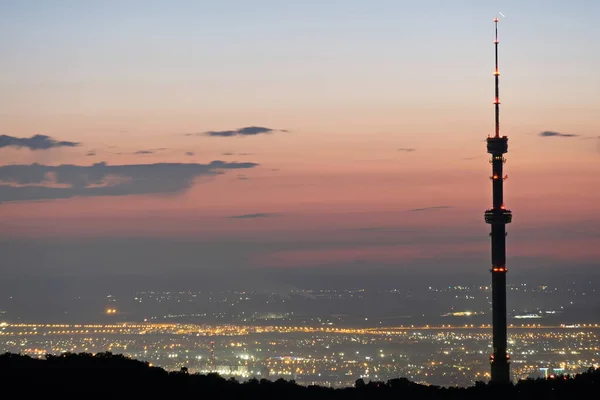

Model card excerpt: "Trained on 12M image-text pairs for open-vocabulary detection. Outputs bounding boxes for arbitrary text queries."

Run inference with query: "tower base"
[490,360,511,384]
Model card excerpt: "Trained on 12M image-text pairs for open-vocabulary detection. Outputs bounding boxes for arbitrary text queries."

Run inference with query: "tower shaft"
[485,17,512,384]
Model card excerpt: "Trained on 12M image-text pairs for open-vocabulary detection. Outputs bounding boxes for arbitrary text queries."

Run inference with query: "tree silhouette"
[1,352,599,399]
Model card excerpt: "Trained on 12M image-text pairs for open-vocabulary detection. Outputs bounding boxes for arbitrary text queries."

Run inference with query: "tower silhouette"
[484,16,512,384]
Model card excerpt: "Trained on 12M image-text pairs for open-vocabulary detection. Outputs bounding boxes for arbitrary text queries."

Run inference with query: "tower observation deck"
[485,17,512,384]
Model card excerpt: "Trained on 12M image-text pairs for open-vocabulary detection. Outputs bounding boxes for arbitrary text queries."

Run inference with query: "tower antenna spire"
[494,17,500,138]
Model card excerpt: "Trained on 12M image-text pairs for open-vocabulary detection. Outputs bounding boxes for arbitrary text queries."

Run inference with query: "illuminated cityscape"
[1,281,599,387]
[1,321,598,387]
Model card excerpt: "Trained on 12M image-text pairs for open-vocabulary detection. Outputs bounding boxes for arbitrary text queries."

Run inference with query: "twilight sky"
[0,0,599,293]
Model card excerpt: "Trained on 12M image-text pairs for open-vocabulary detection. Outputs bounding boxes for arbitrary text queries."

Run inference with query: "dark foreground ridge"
[1,352,599,399]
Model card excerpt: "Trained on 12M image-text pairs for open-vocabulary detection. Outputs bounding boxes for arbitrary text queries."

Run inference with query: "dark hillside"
[1,352,598,399]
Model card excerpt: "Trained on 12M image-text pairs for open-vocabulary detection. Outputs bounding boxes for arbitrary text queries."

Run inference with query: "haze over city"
[0,0,599,389]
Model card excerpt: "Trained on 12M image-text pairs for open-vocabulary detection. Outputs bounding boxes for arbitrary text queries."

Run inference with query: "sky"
[0,0,599,294]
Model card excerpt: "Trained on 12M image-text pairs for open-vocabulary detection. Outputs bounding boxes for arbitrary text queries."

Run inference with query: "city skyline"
[1,1,599,289]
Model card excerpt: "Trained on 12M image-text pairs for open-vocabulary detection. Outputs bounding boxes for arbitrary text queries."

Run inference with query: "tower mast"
[494,17,500,138]
[485,16,512,384]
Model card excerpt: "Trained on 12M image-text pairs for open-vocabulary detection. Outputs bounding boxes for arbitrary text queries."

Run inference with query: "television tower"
[485,16,512,384]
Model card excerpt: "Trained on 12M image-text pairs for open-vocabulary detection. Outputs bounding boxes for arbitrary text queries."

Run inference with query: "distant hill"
[1,352,598,399]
